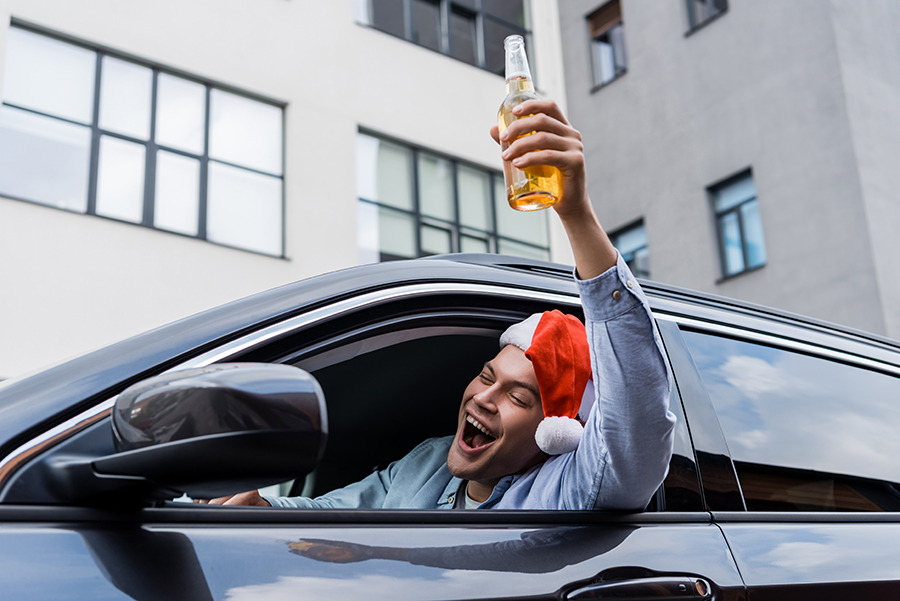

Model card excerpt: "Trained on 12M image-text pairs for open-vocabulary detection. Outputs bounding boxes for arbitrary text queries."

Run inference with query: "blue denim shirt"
[265,254,675,511]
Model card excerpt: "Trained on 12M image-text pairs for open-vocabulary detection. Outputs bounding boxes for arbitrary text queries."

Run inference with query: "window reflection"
[99,57,153,140]
[155,151,200,235]
[2,27,95,123]
[156,74,206,155]
[0,105,91,212]
[209,89,283,176]
[96,136,146,224]
[682,330,900,511]
[207,162,283,256]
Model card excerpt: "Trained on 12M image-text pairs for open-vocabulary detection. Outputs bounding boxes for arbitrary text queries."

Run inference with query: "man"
[206,99,675,511]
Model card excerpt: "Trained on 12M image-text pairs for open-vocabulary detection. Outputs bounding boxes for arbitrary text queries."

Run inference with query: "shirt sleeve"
[557,252,676,510]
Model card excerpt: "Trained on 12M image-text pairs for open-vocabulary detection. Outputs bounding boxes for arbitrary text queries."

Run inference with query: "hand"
[490,99,616,280]
[490,99,590,219]
[195,490,271,506]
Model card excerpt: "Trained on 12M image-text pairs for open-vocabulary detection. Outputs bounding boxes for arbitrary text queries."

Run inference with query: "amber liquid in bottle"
[498,36,560,212]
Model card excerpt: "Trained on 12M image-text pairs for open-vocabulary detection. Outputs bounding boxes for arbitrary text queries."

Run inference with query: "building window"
[686,0,728,32]
[357,0,529,75]
[0,25,285,256]
[356,131,549,263]
[711,171,766,278]
[587,0,627,88]
[610,220,649,278]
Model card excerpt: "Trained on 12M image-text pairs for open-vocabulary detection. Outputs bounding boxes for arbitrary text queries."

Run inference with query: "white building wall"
[0,0,568,379]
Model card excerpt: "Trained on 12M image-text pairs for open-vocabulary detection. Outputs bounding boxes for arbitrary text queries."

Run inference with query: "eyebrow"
[484,362,541,401]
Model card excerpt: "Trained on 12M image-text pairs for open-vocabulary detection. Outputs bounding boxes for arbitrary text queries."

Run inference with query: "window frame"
[710,170,766,280]
[586,0,627,91]
[1,20,287,258]
[358,0,531,76]
[609,219,649,279]
[684,0,728,35]
[357,128,551,262]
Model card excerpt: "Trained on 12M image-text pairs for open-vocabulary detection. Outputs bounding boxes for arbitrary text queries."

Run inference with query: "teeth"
[466,415,494,438]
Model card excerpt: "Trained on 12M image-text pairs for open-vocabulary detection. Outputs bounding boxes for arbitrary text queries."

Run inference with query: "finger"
[500,113,579,144]
[207,495,232,505]
[510,99,569,125]
[502,131,582,162]
[510,148,584,172]
[489,125,500,145]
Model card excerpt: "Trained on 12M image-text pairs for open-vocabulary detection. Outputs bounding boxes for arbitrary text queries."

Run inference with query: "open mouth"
[462,414,497,450]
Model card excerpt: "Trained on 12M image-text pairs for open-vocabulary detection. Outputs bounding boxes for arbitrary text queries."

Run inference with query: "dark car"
[2,253,900,600]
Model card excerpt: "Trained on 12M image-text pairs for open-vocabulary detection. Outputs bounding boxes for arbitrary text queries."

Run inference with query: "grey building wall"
[559,0,900,338]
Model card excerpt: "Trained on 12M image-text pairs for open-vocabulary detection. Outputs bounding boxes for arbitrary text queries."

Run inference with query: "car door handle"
[567,576,711,599]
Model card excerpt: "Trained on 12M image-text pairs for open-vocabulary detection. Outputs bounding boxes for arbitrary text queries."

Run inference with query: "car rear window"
[682,330,900,512]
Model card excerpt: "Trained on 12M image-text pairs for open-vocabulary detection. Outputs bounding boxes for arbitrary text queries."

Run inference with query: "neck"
[466,479,497,503]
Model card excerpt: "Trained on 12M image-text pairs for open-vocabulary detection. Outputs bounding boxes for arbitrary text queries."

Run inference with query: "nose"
[472,383,500,413]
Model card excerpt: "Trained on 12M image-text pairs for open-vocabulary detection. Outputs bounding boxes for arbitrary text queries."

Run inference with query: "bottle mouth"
[504,34,524,49]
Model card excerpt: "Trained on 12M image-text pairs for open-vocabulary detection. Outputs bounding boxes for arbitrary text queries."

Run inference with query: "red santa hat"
[499,310,595,455]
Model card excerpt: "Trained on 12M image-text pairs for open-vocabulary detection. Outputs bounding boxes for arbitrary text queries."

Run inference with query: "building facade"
[0,0,571,379]
[559,0,900,339]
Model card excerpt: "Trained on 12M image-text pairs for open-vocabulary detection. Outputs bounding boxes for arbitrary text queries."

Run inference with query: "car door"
[661,311,900,599]
[0,278,745,600]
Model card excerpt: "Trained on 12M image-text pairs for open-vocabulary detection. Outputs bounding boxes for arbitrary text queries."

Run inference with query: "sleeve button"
[626,280,634,289]
[612,290,621,301]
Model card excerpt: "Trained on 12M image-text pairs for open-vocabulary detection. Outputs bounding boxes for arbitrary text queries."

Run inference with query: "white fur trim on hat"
[535,416,583,455]
[499,313,542,352]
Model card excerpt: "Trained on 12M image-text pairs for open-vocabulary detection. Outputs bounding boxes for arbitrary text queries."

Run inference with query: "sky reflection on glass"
[682,331,900,484]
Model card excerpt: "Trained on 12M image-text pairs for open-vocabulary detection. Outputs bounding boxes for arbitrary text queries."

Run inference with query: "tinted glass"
[719,211,744,275]
[484,0,525,26]
[99,57,153,140]
[378,206,417,260]
[713,173,755,213]
[457,164,491,230]
[156,73,206,155]
[682,330,900,511]
[155,150,200,235]
[740,200,766,268]
[449,10,477,65]
[411,0,441,52]
[494,176,548,246]
[418,153,454,221]
[209,89,282,175]
[2,28,96,124]
[207,161,283,255]
[370,0,405,38]
[95,136,146,223]
[357,134,414,210]
[0,105,91,212]
[483,20,524,75]
[498,239,549,261]
[460,234,489,253]
[421,223,452,255]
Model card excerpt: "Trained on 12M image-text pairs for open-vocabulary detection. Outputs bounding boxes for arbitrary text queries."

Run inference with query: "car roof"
[1,253,899,462]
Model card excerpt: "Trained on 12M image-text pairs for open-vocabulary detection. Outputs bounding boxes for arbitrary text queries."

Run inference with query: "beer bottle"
[498,34,560,211]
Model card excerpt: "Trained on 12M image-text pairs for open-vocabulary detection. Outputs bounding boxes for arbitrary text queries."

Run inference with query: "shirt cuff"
[575,251,644,322]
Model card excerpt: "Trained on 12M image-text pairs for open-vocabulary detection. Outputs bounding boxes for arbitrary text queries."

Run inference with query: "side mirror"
[49,363,327,505]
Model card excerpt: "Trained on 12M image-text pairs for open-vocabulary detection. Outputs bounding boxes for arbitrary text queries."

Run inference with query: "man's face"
[446,345,547,488]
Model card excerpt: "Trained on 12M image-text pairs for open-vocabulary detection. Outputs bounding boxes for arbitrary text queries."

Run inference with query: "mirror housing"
[49,363,327,505]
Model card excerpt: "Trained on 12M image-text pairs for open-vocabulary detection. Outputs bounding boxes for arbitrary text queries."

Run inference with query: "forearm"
[556,205,617,281]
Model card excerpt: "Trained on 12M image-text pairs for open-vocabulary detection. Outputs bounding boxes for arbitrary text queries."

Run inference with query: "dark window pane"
[611,222,649,278]
[449,10,477,65]
[371,0,405,38]
[483,19,524,75]
[412,0,441,52]
[484,0,525,26]
[682,331,900,511]
[687,0,728,29]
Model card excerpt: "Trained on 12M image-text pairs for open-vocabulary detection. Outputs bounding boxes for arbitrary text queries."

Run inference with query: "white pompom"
[534,416,583,455]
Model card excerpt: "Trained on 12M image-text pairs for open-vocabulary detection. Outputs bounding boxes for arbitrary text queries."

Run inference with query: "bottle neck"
[505,75,535,95]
